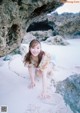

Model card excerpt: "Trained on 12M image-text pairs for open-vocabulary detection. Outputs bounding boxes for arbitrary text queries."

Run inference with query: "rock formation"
[56,74,80,113]
[27,12,80,39]
[48,12,80,38]
[0,0,62,56]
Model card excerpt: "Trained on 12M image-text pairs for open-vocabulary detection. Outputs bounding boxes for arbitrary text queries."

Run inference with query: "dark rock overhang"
[0,0,63,56]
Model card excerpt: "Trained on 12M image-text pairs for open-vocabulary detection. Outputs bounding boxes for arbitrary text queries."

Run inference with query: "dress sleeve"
[38,53,51,71]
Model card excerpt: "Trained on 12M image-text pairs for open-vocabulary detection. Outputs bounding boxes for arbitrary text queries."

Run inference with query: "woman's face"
[30,43,41,57]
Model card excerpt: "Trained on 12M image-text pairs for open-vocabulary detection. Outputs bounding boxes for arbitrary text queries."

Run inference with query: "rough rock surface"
[56,74,80,113]
[0,0,62,56]
[27,12,80,38]
[48,12,80,38]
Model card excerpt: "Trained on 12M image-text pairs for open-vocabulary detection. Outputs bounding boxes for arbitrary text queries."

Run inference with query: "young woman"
[24,39,54,98]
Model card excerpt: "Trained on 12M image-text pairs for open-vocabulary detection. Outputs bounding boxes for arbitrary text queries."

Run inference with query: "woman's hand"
[28,81,36,89]
[39,91,50,99]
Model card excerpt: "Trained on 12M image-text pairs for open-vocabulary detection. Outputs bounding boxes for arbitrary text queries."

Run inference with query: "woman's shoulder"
[44,52,51,57]
[42,52,51,60]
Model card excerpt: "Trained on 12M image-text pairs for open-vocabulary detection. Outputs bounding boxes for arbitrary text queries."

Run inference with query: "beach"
[0,39,80,113]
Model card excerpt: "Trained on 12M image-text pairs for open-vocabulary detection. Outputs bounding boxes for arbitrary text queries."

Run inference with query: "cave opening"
[0,0,3,5]
[27,20,53,32]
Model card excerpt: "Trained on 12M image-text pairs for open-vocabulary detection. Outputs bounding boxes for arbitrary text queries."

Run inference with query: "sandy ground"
[0,39,80,113]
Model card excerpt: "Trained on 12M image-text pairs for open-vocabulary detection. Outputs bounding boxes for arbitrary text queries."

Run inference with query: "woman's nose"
[34,49,37,52]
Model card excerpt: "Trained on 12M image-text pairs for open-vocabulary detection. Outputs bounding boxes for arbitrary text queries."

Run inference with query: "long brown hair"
[24,39,45,67]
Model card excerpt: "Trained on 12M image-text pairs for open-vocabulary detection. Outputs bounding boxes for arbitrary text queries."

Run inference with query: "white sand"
[0,39,80,113]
